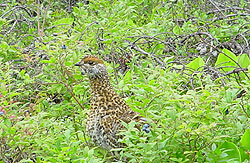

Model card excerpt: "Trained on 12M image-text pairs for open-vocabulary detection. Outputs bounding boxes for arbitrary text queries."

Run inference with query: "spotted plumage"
[75,55,145,150]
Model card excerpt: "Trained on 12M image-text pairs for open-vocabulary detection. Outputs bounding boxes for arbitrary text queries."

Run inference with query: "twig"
[37,0,41,38]
[179,32,216,44]
[208,0,226,17]
[78,21,98,41]
[4,20,17,36]
[211,45,250,80]
[240,98,250,118]
[207,7,250,14]
[223,68,248,76]
[209,13,250,22]
[41,0,52,39]
[35,81,85,110]
[144,93,165,109]
[130,44,166,68]
[0,5,32,18]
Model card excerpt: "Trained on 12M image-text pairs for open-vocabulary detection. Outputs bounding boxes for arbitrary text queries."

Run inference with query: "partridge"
[75,55,147,151]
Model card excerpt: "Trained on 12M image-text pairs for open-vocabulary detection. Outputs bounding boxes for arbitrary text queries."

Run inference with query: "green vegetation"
[0,0,250,162]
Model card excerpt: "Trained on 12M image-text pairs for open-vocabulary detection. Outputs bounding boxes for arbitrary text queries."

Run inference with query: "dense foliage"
[0,0,250,162]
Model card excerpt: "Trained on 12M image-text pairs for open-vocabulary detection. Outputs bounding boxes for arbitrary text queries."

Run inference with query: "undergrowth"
[0,0,250,162]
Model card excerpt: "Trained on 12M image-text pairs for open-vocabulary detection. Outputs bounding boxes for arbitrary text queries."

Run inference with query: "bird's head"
[75,55,107,78]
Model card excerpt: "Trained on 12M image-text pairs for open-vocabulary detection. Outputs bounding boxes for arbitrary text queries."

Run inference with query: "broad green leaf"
[238,53,250,68]
[215,49,237,72]
[219,141,241,162]
[186,56,205,71]
[240,129,250,150]
[53,18,74,26]
[239,147,249,162]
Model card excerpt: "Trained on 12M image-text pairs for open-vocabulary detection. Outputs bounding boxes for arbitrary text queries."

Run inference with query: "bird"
[75,55,148,151]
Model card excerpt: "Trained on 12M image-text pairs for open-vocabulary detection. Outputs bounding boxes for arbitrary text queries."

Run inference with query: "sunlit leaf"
[215,49,237,72]
[219,141,241,162]
[186,56,205,71]
[240,129,250,150]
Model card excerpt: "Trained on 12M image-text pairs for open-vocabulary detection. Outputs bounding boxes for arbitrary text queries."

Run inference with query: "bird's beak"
[75,62,81,66]
[75,62,86,75]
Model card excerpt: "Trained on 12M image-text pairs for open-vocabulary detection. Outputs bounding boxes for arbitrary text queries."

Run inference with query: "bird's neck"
[89,75,116,98]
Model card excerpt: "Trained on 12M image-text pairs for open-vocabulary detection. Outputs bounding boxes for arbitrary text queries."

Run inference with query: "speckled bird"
[75,55,147,151]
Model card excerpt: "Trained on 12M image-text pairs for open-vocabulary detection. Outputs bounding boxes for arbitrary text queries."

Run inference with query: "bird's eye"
[88,61,94,65]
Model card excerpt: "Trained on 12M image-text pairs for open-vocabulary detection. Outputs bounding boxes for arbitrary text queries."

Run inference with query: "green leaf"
[4,118,12,128]
[20,70,26,77]
[173,25,182,35]
[158,138,169,150]
[215,49,237,72]
[240,129,250,150]
[164,56,175,63]
[154,44,165,53]
[40,57,55,64]
[186,56,205,71]
[239,146,249,162]
[73,74,82,80]
[225,89,238,103]
[219,141,241,162]
[19,159,33,163]
[238,53,250,68]
[0,18,7,26]
[53,18,74,26]
[65,61,72,66]
[212,143,217,151]
[8,92,20,98]
[0,41,8,49]
[166,109,177,120]
[64,129,71,140]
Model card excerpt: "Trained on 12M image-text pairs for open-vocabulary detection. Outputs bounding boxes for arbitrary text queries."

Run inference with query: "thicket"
[0,0,250,162]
